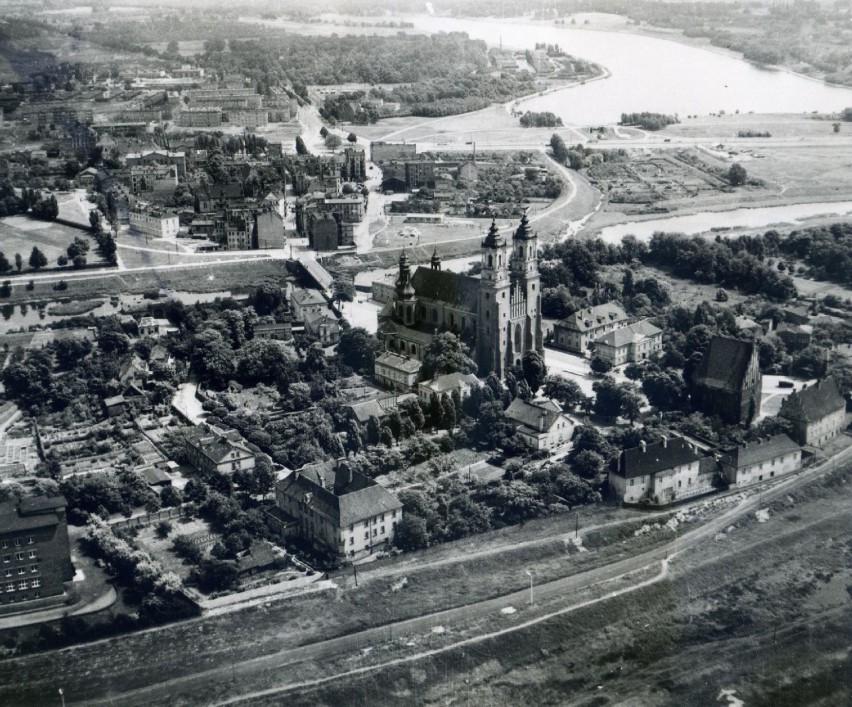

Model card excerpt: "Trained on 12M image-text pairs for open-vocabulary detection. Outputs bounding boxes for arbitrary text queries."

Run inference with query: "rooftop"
[720,434,800,469]
[617,437,702,480]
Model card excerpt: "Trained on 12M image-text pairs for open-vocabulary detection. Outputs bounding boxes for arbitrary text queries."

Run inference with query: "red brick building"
[0,496,74,606]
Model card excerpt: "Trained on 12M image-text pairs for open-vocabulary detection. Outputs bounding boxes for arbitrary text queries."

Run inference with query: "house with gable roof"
[610,436,717,505]
[184,424,256,476]
[552,303,629,356]
[594,319,662,366]
[719,434,802,486]
[504,397,574,452]
[274,460,403,559]
[779,376,846,447]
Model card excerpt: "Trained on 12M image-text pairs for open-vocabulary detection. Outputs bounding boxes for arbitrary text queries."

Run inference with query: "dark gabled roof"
[692,336,755,393]
[505,397,564,434]
[411,267,479,312]
[276,466,402,527]
[18,495,67,516]
[140,466,172,486]
[780,377,845,423]
[596,320,661,348]
[720,434,800,469]
[617,437,702,479]
[0,496,66,531]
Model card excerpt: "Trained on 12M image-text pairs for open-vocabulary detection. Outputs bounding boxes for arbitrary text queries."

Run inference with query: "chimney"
[539,410,547,432]
[640,440,647,453]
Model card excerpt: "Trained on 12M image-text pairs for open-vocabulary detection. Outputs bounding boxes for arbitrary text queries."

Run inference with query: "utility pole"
[353,562,358,587]
[58,689,65,707]
[526,569,533,607]
[575,513,579,538]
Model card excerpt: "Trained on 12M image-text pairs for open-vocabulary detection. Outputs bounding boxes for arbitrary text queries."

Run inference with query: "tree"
[319,126,329,138]
[295,136,309,155]
[592,376,627,420]
[14,253,22,272]
[347,132,358,143]
[623,363,645,381]
[549,133,568,164]
[28,247,48,271]
[441,394,457,430]
[236,338,293,385]
[324,134,342,151]
[421,332,476,379]
[490,480,546,524]
[0,281,10,298]
[590,355,613,376]
[332,278,355,305]
[727,162,747,186]
[0,252,10,274]
[336,327,378,372]
[570,450,604,480]
[521,350,547,392]
[394,514,430,551]
[543,375,583,410]
[89,209,102,234]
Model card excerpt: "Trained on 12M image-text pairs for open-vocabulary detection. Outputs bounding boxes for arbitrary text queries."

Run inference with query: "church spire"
[513,210,534,241]
[430,248,441,271]
[482,219,503,249]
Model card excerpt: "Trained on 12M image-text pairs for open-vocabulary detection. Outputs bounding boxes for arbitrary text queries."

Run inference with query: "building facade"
[375,352,422,392]
[610,437,715,506]
[275,462,403,560]
[0,496,74,608]
[691,336,762,425]
[378,216,543,379]
[129,207,180,239]
[552,303,629,356]
[184,425,256,476]
[779,377,846,447]
[594,320,662,366]
[719,434,802,486]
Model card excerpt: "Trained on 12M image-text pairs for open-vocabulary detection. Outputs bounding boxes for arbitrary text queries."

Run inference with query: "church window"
[502,292,505,299]
[411,344,416,355]
[488,255,493,268]
[484,293,490,300]
[485,311,490,320]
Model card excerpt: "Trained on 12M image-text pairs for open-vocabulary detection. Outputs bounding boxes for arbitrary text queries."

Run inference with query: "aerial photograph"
[0,0,850,704]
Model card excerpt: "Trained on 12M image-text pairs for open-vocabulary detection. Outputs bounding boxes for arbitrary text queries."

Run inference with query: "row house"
[504,397,574,452]
[375,351,422,392]
[125,150,187,177]
[178,107,222,128]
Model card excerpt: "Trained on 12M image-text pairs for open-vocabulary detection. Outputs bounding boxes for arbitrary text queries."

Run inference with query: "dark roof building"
[275,461,403,559]
[719,434,802,486]
[691,336,762,425]
[779,377,846,447]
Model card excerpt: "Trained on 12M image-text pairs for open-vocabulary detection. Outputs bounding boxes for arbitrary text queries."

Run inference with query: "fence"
[108,505,184,530]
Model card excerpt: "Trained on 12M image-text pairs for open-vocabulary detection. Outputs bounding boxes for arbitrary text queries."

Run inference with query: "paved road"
[77,444,852,706]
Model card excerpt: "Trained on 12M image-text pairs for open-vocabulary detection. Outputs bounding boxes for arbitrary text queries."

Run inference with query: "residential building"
[779,377,846,447]
[253,322,292,341]
[775,322,813,351]
[610,437,715,506]
[719,434,802,487]
[178,107,222,128]
[340,146,367,182]
[129,206,180,240]
[225,212,255,250]
[345,393,419,426]
[290,287,327,321]
[594,319,662,366]
[504,397,574,451]
[304,311,340,345]
[552,303,630,356]
[0,496,74,607]
[103,394,127,417]
[418,372,479,405]
[378,216,543,378]
[254,211,286,249]
[125,150,187,177]
[184,425,256,476]
[306,213,340,252]
[690,336,762,425]
[274,461,403,559]
[138,317,174,338]
[375,352,422,392]
[129,164,178,195]
[226,109,268,128]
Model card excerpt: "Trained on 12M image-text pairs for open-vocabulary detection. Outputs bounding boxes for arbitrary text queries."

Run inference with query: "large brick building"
[690,336,762,425]
[0,496,74,608]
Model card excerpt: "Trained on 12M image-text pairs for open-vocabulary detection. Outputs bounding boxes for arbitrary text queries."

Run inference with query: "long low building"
[719,434,802,487]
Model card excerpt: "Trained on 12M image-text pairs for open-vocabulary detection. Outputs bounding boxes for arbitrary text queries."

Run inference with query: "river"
[408,15,852,125]
[595,200,852,244]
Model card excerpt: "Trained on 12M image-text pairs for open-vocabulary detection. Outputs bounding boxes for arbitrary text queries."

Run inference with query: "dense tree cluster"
[777,222,852,287]
[619,112,679,131]
[519,111,563,128]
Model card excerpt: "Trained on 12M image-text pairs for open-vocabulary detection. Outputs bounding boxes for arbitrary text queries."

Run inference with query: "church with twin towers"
[377,213,544,380]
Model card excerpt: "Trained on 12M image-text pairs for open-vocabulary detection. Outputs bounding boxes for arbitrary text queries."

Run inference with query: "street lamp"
[59,688,65,707]
[526,569,534,607]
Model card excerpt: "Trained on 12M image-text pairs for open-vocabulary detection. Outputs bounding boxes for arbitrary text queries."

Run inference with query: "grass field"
[0,217,90,268]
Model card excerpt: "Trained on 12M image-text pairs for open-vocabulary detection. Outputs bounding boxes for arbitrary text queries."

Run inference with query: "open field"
[0,217,91,268]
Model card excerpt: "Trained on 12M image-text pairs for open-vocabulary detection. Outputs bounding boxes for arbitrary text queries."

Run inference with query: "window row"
[5,579,39,592]
[0,537,34,549]
[2,551,37,563]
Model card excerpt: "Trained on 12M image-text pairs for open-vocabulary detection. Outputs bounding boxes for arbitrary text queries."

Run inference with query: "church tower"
[393,250,417,327]
[510,211,544,355]
[476,220,512,377]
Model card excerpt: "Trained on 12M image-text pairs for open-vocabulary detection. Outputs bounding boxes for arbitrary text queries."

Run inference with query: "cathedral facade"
[378,215,544,379]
